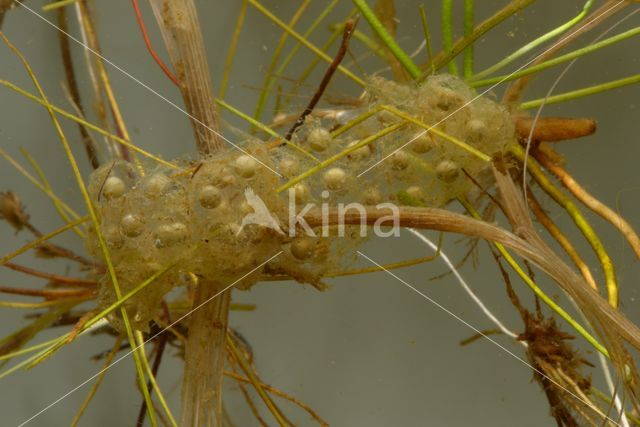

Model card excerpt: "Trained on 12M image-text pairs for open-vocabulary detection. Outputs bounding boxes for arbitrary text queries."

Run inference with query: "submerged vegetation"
[0,0,639,425]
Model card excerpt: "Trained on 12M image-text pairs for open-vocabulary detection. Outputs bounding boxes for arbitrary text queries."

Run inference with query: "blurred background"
[0,1,638,425]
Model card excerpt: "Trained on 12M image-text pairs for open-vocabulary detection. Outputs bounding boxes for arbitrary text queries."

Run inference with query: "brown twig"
[225,370,329,426]
[10,209,97,267]
[226,333,290,426]
[0,285,94,299]
[77,0,133,162]
[285,20,356,140]
[228,361,270,427]
[534,148,640,260]
[526,189,598,291]
[3,262,96,286]
[57,7,99,169]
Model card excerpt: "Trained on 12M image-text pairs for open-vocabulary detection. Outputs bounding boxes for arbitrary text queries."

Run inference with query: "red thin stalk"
[131,0,179,86]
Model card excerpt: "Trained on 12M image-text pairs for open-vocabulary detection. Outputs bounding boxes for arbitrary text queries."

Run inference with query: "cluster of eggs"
[85,144,354,328]
[85,74,516,329]
[86,144,290,328]
[281,74,515,211]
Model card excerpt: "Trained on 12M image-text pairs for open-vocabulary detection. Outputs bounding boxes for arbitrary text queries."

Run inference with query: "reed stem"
[180,282,231,427]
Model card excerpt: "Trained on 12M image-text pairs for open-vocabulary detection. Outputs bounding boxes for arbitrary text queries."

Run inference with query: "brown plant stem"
[226,334,289,426]
[149,0,224,154]
[180,281,231,427]
[526,189,598,291]
[534,148,640,260]
[3,262,97,286]
[225,370,329,426]
[285,20,355,140]
[148,1,229,424]
[57,7,99,169]
[301,202,640,353]
[77,0,134,163]
[20,220,97,267]
[231,364,269,426]
[0,285,93,298]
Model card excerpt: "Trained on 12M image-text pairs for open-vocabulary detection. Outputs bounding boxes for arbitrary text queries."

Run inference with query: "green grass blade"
[463,0,474,79]
[520,73,640,109]
[352,0,421,79]
[441,0,459,75]
[471,25,640,87]
[473,0,594,80]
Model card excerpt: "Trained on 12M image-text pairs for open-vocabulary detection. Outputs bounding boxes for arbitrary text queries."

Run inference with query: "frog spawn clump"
[284,73,515,209]
[86,144,288,329]
[85,73,516,330]
[86,143,359,330]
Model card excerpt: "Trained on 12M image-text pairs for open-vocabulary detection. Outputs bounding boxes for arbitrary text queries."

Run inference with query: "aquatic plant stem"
[56,6,99,169]
[42,0,80,12]
[76,1,141,169]
[131,0,179,86]
[418,5,435,75]
[149,0,224,154]
[511,145,618,307]
[420,0,536,79]
[0,80,179,169]
[19,147,83,237]
[462,0,474,79]
[248,0,365,87]
[459,198,607,356]
[352,0,421,79]
[70,335,123,427]
[148,2,236,424]
[1,31,157,424]
[180,282,231,427]
[226,334,289,425]
[504,0,629,103]
[253,0,311,127]
[219,0,248,99]
[470,25,640,87]
[274,0,341,88]
[520,73,640,109]
[441,0,458,76]
[526,190,598,290]
[473,0,594,80]
[534,149,640,259]
[300,205,640,355]
[285,20,355,140]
